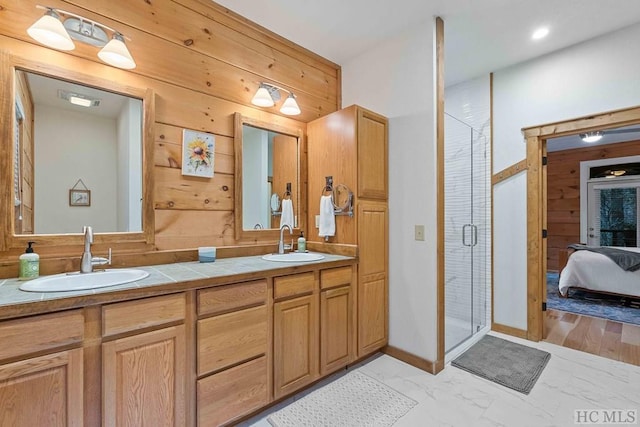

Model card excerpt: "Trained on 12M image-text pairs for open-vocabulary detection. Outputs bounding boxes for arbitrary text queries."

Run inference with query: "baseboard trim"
[492,323,528,339]
[383,345,443,375]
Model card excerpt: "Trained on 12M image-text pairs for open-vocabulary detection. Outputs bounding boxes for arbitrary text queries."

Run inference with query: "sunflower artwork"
[182,129,215,178]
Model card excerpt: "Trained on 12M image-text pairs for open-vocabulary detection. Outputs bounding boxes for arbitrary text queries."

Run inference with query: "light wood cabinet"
[196,280,269,426]
[102,325,186,427]
[357,108,388,199]
[273,293,318,399]
[308,105,389,359]
[0,348,84,426]
[320,285,352,375]
[0,309,85,426]
[358,200,389,356]
[102,294,187,427]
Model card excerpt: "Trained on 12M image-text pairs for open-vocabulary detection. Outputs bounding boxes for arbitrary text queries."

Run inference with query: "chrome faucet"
[80,226,94,273]
[278,224,292,254]
[80,226,111,273]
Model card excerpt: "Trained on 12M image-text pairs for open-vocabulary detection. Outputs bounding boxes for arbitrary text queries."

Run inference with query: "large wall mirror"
[234,113,306,241]
[1,55,154,252]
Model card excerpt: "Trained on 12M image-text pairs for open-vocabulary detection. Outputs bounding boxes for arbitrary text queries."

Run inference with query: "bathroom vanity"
[0,254,382,426]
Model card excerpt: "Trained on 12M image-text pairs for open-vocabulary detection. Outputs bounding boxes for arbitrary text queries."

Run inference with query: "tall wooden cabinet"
[308,105,389,358]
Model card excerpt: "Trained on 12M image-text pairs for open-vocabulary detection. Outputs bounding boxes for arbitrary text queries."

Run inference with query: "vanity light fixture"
[251,83,301,116]
[27,6,136,70]
[579,131,603,143]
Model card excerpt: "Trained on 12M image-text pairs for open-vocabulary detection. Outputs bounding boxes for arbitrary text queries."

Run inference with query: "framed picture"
[182,129,215,178]
[69,189,91,206]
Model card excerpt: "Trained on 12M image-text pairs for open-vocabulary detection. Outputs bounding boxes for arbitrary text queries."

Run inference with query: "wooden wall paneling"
[154,167,234,211]
[272,134,299,229]
[179,0,341,77]
[1,0,336,123]
[546,139,640,270]
[154,124,234,175]
[65,0,339,98]
[154,210,236,250]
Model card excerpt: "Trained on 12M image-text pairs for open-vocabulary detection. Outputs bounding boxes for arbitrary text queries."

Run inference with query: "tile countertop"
[0,253,354,320]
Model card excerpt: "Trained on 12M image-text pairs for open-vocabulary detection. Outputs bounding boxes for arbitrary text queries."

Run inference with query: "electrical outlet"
[315,215,320,228]
[415,225,425,241]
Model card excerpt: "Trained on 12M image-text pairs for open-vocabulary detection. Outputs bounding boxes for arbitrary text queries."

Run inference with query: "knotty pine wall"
[547,140,640,271]
[0,0,340,265]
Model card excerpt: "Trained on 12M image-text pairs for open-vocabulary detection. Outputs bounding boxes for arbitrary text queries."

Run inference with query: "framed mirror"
[234,113,306,241]
[1,54,155,252]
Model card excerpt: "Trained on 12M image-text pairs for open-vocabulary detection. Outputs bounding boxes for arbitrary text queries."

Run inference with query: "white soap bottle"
[19,241,39,280]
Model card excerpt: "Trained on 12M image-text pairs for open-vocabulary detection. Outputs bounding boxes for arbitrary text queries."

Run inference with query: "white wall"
[116,98,143,232]
[34,105,117,234]
[242,126,270,229]
[492,22,640,329]
[343,19,438,361]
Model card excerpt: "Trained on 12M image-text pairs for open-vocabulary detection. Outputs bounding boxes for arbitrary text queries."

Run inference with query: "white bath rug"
[267,370,417,427]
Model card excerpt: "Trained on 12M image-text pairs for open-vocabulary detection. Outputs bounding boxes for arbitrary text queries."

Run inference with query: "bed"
[558,246,640,298]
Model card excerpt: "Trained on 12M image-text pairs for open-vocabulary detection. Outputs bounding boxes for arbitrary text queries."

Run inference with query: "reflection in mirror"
[14,70,143,234]
[241,123,298,231]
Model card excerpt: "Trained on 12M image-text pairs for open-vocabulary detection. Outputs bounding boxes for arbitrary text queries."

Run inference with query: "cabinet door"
[358,201,389,356]
[0,348,83,427]
[273,294,318,399]
[103,325,186,427]
[320,285,352,375]
[357,108,388,199]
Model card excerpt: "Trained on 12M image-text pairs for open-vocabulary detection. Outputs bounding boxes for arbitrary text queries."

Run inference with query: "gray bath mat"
[452,335,550,394]
[267,371,417,426]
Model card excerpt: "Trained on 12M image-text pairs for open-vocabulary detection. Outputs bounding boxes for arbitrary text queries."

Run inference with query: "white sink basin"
[19,269,150,292]
[261,252,325,262]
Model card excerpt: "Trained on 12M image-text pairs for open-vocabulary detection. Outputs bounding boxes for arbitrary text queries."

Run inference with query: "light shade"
[98,33,136,70]
[252,86,275,107]
[280,93,301,116]
[580,131,603,143]
[27,10,75,51]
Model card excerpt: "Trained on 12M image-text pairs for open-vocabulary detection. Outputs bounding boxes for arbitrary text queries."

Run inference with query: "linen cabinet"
[308,105,389,358]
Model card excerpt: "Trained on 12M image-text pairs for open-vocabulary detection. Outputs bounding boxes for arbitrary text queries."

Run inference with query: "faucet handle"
[92,248,112,266]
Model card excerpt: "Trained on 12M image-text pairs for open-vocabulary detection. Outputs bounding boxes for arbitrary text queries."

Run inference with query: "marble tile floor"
[242,331,640,427]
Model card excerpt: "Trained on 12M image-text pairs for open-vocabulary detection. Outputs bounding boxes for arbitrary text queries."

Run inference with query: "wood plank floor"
[544,309,640,366]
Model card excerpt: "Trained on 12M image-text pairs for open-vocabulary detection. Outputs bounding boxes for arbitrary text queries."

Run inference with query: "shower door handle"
[471,224,478,247]
[462,224,472,246]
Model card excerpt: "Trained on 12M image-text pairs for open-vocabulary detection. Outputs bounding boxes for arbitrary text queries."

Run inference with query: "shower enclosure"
[444,113,490,354]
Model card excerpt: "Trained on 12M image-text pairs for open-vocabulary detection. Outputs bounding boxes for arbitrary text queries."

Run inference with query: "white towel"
[280,198,294,229]
[318,195,335,237]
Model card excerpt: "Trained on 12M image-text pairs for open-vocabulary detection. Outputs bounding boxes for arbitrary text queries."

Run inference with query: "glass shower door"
[444,114,488,353]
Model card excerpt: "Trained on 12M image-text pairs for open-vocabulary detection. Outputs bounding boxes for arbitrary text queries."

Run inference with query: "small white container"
[198,247,216,263]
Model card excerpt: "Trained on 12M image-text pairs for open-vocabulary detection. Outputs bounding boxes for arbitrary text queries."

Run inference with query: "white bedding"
[559,247,640,298]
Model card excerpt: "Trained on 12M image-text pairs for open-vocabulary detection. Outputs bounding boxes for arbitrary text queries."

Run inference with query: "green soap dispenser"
[19,241,39,280]
[297,231,306,253]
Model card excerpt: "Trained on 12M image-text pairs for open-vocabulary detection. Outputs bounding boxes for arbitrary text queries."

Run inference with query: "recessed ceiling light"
[532,27,549,40]
[579,131,603,143]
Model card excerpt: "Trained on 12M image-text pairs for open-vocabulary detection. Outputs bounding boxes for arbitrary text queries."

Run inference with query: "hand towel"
[280,198,294,229]
[319,195,335,237]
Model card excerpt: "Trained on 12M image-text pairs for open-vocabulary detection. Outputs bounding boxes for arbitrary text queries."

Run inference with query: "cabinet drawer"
[197,356,268,427]
[198,305,267,375]
[0,310,84,361]
[320,266,352,290]
[103,293,185,337]
[274,272,315,299]
[198,280,267,316]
